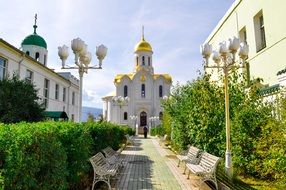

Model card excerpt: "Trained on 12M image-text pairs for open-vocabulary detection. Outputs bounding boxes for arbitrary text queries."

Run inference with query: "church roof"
[134,37,152,53]
[22,33,47,49]
[114,74,134,84]
[114,73,172,84]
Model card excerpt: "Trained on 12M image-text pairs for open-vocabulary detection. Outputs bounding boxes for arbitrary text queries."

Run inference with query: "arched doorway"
[140,111,147,126]
[139,111,147,134]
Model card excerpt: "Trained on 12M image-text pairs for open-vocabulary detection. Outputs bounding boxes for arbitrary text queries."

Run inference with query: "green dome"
[21,25,47,49]
[22,34,47,49]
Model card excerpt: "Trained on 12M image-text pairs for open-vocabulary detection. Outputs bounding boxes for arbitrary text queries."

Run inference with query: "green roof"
[258,84,280,96]
[21,24,47,49]
[22,34,47,49]
[43,111,68,121]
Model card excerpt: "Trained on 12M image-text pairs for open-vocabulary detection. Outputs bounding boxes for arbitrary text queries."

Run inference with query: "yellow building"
[204,0,286,88]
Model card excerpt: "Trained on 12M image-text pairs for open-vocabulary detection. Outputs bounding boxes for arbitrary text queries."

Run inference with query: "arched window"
[148,57,151,66]
[124,85,128,97]
[141,84,145,98]
[44,55,47,66]
[142,56,145,65]
[159,85,163,97]
[136,57,139,66]
[35,52,40,61]
[26,51,30,56]
[159,112,163,120]
[124,112,128,120]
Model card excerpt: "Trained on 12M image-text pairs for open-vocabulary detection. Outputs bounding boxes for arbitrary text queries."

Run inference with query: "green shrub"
[86,121,125,153]
[150,125,165,137]
[55,122,93,187]
[0,171,3,190]
[0,121,130,189]
[2,122,68,190]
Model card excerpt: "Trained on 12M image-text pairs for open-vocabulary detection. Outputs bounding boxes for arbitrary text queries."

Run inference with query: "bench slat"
[186,151,221,190]
[89,152,119,190]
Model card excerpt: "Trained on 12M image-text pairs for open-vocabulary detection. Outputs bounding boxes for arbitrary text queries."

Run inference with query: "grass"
[216,163,284,190]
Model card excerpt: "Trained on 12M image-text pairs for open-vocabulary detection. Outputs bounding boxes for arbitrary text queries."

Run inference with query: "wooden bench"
[186,152,221,190]
[89,152,119,190]
[177,146,201,174]
[102,146,123,167]
[125,134,134,145]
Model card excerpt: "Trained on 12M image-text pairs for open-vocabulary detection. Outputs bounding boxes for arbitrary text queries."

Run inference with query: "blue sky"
[0,0,234,108]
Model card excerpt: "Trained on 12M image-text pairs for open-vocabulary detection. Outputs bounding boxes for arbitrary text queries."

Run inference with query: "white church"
[102,33,172,133]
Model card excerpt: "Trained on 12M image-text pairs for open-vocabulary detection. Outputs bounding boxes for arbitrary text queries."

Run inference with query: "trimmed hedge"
[0,121,131,190]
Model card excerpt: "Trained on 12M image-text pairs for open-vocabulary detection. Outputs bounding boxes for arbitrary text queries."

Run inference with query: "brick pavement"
[113,136,211,190]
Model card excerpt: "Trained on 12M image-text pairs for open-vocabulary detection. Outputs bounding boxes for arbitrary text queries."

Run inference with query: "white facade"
[0,24,80,121]
[204,0,286,88]
[102,36,172,133]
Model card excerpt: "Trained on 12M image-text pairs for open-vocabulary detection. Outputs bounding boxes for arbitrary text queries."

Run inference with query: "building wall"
[0,39,80,122]
[205,0,286,86]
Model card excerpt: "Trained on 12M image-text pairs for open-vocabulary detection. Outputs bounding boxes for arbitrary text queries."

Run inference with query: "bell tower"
[133,27,154,74]
[21,14,48,66]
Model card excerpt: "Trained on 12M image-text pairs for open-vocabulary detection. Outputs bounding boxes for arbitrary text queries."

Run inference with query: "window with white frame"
[254,11,266,52]
[44,55,47,66]
[142,56,145,65]
[239,27,247,44]
[72,91,75,105]
[0,57,7,81]
[25,69,33,83]
[55,84,59,100]
[43,78,49,108]
[124,112,128,120]
[141,84,145,98]
[124,85,128,97]
[159,85,163,97]
[136,56,139,66]
[63,87,66,102]
[35,52,40,61]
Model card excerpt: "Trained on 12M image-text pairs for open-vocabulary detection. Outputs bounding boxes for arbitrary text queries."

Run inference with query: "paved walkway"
[113,136,212,190]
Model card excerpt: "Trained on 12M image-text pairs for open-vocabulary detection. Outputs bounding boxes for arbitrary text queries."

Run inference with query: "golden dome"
[134,38,152,53]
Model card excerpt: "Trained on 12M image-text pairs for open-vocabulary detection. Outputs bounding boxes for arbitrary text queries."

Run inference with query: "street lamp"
[130,115,138,132]
[112,96,129,124]
[201,36,249,178]
[149,116,159,128]
[58,38,107,122]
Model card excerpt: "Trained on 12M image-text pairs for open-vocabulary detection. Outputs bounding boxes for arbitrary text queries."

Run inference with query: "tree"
[0,76,44,123]
[87,112,95,122]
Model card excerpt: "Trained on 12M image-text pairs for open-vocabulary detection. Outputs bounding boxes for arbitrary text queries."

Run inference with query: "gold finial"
[142,25,145,40]
[33,13,38,34]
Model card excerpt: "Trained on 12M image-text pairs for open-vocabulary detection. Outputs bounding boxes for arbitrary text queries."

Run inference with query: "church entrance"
[139,111,147,134]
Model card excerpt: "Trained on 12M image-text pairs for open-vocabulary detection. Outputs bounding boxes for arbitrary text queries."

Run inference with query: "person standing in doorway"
[143,125,148,138]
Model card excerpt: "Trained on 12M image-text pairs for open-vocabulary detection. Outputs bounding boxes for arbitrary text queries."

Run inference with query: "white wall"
[205,0,286,86]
